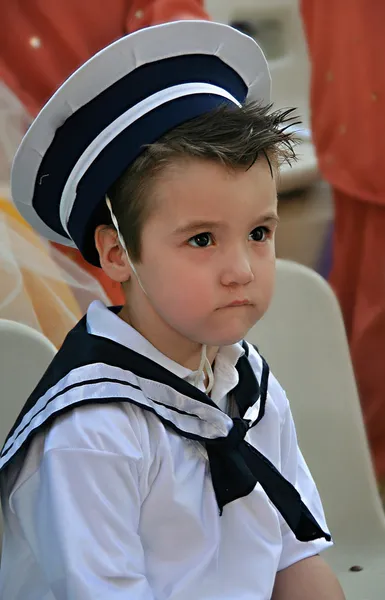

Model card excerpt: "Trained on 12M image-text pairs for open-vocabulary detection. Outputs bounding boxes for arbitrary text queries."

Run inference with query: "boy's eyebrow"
[172,220,225,236]
[172,212,279,236]
[260,212,280,224]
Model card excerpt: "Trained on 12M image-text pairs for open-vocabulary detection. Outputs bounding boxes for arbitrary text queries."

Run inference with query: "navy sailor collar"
[0,310,331,544]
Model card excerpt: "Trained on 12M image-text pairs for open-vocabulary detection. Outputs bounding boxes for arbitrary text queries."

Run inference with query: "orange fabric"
[329,190,385,479]
[301,1,385,481]
[300,0,385,206]
[125,0,209,33]
[0,0,209,116]
[0,0,209,304]
[0,198,82,347]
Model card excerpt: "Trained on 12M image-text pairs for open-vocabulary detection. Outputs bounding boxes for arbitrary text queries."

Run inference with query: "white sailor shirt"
[0,300,332,600]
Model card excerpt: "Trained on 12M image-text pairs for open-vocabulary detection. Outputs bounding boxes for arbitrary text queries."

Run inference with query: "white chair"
[247,259,385,599]
[0,319,56,547]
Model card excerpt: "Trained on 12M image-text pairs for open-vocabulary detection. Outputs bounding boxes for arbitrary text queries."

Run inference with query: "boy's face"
[130,156,278,348]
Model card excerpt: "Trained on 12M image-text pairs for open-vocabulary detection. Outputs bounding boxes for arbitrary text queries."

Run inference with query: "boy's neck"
[118,304,218,372]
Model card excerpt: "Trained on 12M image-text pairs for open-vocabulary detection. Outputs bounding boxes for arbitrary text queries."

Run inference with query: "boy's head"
[11,20,298,352]
[96,101,297,348]
[103,101,296,263]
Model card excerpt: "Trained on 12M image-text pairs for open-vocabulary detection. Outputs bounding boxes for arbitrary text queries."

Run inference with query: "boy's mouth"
[222,300,252,308]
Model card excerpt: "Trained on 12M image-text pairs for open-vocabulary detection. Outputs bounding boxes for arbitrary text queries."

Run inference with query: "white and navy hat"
[11,20,271,265]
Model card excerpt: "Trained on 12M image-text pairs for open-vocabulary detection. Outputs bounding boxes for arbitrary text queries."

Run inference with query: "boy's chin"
[202,327,252,348]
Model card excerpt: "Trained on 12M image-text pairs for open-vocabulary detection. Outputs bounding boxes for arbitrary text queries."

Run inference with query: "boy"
[0,20,344,600]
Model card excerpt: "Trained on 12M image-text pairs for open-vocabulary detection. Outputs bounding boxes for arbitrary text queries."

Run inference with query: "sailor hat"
[11,20,271,265]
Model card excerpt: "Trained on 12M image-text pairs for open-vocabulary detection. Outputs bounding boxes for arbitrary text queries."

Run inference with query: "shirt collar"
[86,301,244,403]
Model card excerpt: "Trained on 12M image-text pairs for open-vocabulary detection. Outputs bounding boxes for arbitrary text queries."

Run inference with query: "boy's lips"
[222,300,252,308]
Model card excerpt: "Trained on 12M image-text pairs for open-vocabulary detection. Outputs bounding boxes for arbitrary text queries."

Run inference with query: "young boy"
[0,20,344,600]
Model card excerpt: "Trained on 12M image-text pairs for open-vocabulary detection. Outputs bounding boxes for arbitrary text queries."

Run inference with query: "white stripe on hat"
[59,82,241,236]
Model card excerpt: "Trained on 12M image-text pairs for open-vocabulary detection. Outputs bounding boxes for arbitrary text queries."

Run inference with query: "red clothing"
[301,0,385,206]
[301,1,385,479]
[0,0,209,304]
[329,190,385,478]
[0,0,209,116]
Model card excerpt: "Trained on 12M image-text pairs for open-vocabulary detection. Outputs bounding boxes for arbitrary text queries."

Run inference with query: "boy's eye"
[188,232,213,248]
[249,226,270,242]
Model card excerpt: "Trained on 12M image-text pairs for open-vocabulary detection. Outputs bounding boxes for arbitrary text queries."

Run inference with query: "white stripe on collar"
[0,361,233,471]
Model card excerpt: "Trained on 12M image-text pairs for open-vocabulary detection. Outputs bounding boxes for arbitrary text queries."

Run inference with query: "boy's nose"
[220,251,254,287]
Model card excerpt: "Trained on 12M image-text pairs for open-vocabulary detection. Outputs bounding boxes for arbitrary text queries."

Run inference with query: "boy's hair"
[107,101,298,262]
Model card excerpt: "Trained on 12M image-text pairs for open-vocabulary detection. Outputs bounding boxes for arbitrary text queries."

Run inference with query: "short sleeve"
[277,393,333,571]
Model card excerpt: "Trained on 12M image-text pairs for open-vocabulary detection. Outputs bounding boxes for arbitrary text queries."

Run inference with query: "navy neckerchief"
[0,310,330,544]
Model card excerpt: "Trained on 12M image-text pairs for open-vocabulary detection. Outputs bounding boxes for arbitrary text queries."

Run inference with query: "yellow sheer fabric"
[0,197,109,348]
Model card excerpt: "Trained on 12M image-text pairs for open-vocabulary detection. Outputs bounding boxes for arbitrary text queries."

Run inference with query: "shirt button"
[29,36,42,49]
[135,10,144,19]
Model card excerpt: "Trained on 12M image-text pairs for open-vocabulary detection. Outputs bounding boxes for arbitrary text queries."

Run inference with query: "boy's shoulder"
[43,397,151,458]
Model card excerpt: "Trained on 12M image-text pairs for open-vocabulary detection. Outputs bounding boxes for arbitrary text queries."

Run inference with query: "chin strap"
[194,344,214,394]
[106,195,147,295]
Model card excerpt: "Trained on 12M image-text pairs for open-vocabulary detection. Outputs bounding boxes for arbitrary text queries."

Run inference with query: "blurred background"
[1,0,384,509]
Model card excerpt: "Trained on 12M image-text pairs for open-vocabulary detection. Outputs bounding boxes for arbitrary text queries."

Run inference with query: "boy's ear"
[94,225,132,282]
